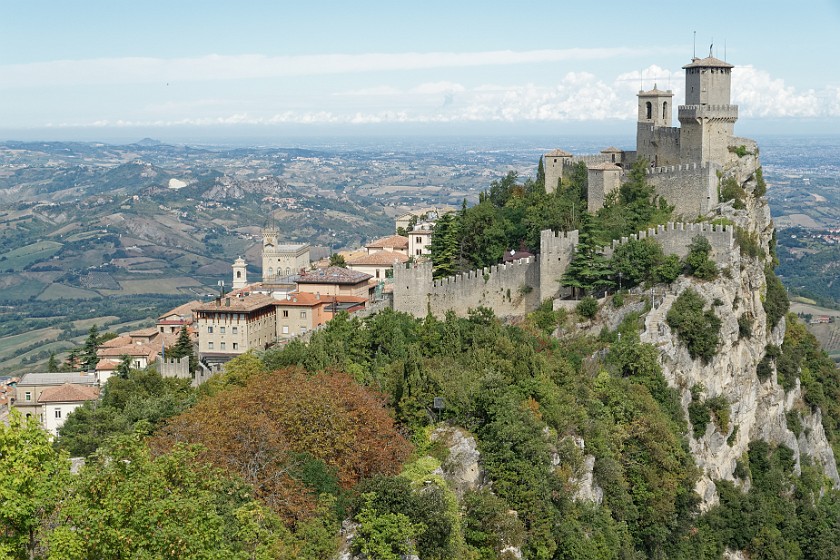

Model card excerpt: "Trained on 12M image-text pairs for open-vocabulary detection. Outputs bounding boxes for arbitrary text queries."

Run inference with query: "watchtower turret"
[637,84,674,127]
[678,53,738,164]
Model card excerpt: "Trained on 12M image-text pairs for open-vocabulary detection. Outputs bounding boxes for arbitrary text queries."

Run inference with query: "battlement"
[432,257,535,288]
[570,154,612,166]
[678,104,738,121]
[646,162,707,175]
[600,222,736,267]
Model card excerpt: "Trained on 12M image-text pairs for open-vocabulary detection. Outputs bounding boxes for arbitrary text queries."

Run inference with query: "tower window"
[645,102,652,119]
[236,271,241,278]
[662,101,668,119]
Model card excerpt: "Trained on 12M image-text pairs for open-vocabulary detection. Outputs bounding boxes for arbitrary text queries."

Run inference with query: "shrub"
[612,292,625,308]
[688,385,710,438]
[738,314,753,339]
[756,356,773,382]
[684,236,718,280]
[754,167,767,197]
[786,411,803,437]
[666,289,722,363]
[720,176,747,209]
[707,395,731,434]
[576,296,598,319]
[763,267,789,330]
[653,254,681,284]
[729,145,750,158]
[735,227,763,259]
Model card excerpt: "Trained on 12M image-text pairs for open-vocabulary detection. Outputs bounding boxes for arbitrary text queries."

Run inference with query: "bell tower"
[636,85,676,166]
[232,256,247,290]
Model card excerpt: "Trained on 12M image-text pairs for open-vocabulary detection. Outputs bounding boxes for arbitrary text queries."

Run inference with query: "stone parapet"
[679,104,739,121]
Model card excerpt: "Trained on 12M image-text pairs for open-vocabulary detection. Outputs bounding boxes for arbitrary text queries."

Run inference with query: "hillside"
[0,139,535,373]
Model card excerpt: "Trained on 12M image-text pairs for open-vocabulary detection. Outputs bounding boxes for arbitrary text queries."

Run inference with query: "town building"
[347,250,409,280]
[12,372,99,433]
[261,225,310,282]
[408,222,434,257]
[275,291,367,340]
[295,266,374,299]
[193,292,278,366]
[156,300,200,334]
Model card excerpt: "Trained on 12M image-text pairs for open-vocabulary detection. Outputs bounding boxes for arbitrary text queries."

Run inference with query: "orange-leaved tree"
[152,367,412,525]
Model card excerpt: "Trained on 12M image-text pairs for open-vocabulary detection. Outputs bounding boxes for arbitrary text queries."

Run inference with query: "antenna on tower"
[724,39,727,61]
[693,30,696,59]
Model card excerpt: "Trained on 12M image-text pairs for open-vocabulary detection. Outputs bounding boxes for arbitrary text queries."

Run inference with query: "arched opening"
[236,271,241,278]
[645,101,652,119]
[286,267,291,276]
[662,101,668,119]
[268,267,274,276]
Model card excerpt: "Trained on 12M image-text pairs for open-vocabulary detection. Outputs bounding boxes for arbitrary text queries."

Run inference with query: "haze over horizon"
[2,0,839,142]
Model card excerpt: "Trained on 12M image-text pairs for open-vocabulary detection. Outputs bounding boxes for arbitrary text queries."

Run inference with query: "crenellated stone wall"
[393,258,540,318]
[600,221,737,268]
[393,223,735,318]
[646,162,720,218]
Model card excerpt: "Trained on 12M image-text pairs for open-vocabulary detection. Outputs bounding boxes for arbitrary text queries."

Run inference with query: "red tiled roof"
[366,234,409,250]
[38,383,99,403]
[348,252,409,266]
[296,267,372,285]
[194,293,278,312]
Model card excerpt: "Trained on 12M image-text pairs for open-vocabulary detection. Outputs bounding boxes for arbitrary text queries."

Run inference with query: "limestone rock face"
[430,425,485,498]
[640,151,840,508]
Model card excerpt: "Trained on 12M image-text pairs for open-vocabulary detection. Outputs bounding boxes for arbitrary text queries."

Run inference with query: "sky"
[1,0,839,142]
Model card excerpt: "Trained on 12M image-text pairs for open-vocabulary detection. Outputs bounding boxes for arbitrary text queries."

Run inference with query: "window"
[236,271,241,278]
[282,310,289,318]
[416,236,422,243]
[159,327,164,333]
[375,270,380,278]
[282,326,289,334]
[662,101,668,119]
[300,311,307,319]
[232,327,238,334]
[220,327,226,334]
[286,267,291,276]
[208,342,214,349]
[645,101,652,119]
[55,409,62,419]
[220,342,226,350]
[25,391,31,402]
[268,267,274,276]
[232,342,239,350]
[207,326,214,333]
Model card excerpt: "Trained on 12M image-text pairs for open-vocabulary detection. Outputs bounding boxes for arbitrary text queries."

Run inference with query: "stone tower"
[678,53,738,164]
[636,85,679,167]
[543,149,572,194]
[261,225,280,282]
[232,256,247,290]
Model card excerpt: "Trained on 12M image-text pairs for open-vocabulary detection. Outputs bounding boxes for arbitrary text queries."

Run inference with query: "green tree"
[562,213,613,296]
[46,352,58,373]
[666,289,722,363]
[430,212,461,278]
[46,436,289,560]
[536,156,545,187]
[329,253,347,267]
[167,326,197,373]
[80,324,99,371]
[0,412,70,559]
[684,236,718,280]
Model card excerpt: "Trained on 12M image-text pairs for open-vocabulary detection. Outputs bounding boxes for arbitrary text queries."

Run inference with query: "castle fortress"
[394,53,748,318]
[545,52,746,218]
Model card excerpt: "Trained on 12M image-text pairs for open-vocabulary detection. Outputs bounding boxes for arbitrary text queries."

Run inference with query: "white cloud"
[0,47,664,88]
[39,64,840,129]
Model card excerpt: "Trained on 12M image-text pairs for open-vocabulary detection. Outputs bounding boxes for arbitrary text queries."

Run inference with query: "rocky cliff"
[640,140,840,508]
